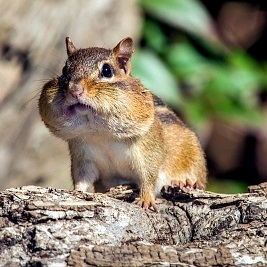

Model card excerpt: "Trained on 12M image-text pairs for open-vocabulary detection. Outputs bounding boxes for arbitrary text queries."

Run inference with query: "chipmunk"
[39,37,207,211]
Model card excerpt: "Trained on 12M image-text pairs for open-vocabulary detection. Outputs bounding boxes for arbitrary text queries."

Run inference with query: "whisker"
[20,92,40,111]
[24,87,43,96]
[31,78,53,83]
[39,53,66,78]
[51,53,66,66]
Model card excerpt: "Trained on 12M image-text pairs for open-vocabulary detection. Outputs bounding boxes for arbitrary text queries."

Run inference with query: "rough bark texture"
[0,183,266,266]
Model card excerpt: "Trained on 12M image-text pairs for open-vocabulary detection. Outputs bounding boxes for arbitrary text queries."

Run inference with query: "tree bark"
[0,183,266,266]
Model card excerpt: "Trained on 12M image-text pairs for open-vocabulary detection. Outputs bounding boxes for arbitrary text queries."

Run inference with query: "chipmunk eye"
[101,63,113,78]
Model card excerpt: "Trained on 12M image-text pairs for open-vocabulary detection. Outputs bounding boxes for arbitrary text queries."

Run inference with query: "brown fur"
[39,37,207,211]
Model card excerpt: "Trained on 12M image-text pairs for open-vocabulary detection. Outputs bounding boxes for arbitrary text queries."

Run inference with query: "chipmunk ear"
[113,37,134,74]
[66,37,77,56]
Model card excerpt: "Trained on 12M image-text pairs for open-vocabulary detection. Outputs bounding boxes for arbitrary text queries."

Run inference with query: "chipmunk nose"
[68,81,84,98]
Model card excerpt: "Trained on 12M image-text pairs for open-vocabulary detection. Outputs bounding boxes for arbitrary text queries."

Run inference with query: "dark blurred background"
[201,0,267,192]
[1,0,267,193]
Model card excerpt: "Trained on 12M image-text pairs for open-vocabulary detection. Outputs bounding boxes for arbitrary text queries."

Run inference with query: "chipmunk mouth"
[63,102,95,116]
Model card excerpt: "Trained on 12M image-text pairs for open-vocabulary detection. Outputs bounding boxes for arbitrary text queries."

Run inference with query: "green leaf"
[139,0,219,44]
[143,19,167,53]
[228,51,259,70]
[204,92,263,126]
[132,49,181,107]
[207,66,260,98]
[166,43,208,76]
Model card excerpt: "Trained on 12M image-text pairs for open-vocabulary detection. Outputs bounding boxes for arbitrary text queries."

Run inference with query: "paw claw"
[135,197,159,212]
[171,179,204,190]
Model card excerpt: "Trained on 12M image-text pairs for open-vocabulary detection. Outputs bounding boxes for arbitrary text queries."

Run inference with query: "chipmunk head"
[39,37,154,140]
[62,37,135,109]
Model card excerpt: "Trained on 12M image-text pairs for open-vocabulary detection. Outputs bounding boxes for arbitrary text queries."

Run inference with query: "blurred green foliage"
[133,0,267,129]
[207,177,249,194]
[132,0,267,193]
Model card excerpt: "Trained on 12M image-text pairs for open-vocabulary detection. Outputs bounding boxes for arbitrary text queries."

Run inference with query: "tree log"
[0,183,266,266]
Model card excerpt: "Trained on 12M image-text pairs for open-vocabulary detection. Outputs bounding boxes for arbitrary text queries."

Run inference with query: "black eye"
[101,63,113,78]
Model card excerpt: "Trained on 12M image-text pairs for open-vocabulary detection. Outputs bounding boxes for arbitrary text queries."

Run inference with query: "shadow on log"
[0,183,266,266]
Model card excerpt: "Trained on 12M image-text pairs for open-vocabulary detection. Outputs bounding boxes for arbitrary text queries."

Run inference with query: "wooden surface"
[0,183,266,266]
[0,0,141,190]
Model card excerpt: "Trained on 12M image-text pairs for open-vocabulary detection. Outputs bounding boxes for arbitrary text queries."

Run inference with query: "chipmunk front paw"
[171,179,204,190]
[135,194,158,212]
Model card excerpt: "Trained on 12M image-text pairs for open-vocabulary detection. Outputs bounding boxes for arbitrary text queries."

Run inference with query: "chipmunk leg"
[134,171,159,212]
[135,185,158,212]
[72,160,99,192]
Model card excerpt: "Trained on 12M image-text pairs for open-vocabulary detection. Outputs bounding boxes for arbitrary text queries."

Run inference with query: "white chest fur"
[69,135,139,190]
